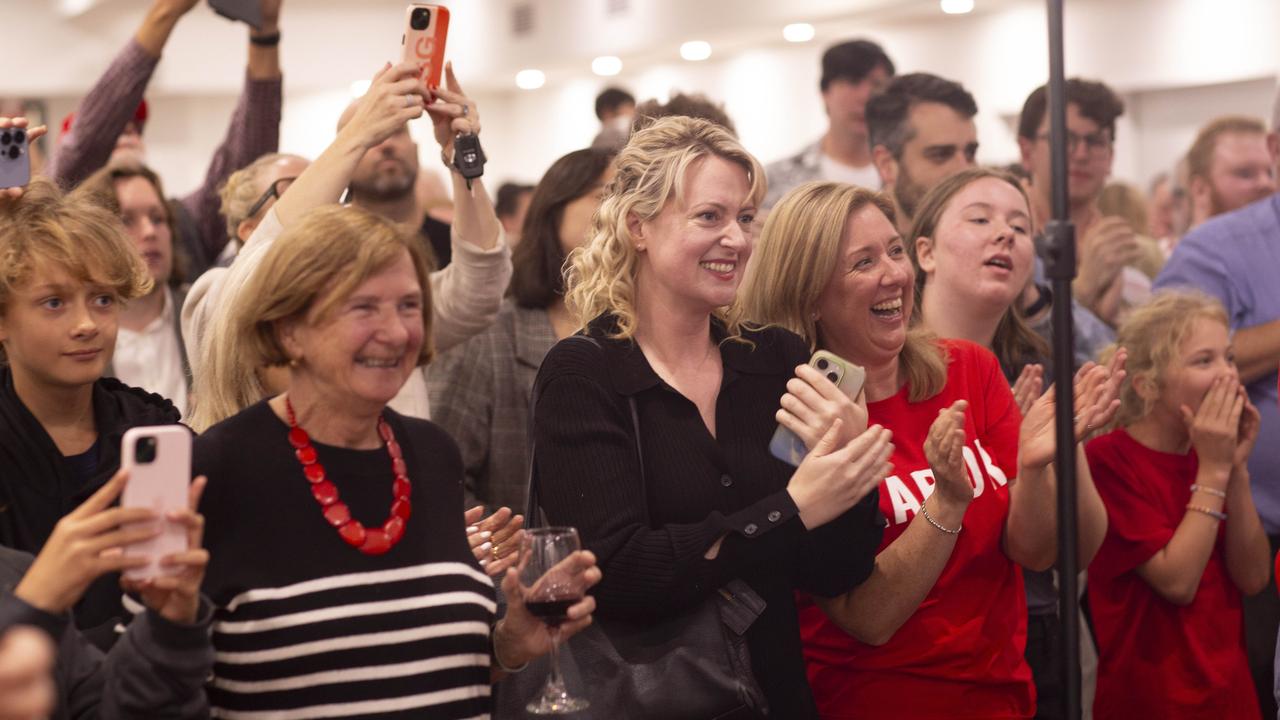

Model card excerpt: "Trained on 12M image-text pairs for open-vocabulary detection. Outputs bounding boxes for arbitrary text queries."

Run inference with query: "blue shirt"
[1155,193,1280,534]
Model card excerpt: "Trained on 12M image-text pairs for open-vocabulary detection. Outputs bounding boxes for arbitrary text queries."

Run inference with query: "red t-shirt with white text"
[798,340,1034,719]
[1085,429,1258,719]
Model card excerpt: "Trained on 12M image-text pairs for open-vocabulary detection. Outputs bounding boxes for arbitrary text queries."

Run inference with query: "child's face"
[0,261,118,390]
[1158,317,1237,417]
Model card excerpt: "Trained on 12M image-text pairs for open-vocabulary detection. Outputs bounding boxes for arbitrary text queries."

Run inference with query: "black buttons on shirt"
[767,510,782,523]
[744,523,759,535]
[720,474,733,487]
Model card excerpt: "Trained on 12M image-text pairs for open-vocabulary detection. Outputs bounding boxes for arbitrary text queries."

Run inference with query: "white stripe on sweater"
[224,562,490,612]
[210,685,490,719]
[214,590,495,634]
[214,620,490,664]
[211,652,490,693]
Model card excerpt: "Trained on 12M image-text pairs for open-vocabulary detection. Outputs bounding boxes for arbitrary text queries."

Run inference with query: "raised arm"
[47,0,199,188]
[177,0,284,263]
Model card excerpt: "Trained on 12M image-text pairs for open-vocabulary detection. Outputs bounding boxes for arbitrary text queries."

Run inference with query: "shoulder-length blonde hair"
[564,115,765,340]
[905,167,1048,372]
[737,181,947,402]
[1102,290,1229,429]
[189,205,434,431]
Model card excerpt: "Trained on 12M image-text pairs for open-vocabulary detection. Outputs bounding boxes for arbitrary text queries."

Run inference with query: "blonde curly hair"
[564,115,765,339]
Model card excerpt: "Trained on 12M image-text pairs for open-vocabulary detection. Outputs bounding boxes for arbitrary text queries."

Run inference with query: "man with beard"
[864,72,979,232]
[764,39,894,208]
[1155,90,1280,720]
[1185,115,1275,230]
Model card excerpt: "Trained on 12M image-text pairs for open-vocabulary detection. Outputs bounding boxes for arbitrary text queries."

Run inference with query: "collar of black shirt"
[584,313,794,396]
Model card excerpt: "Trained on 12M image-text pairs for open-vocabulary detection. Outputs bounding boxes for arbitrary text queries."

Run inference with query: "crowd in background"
[0,0,1279,718]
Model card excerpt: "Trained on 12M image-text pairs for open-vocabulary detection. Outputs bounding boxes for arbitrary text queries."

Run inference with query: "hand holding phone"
[120,426,192,580]
[401,4,450,91]
[770,351,868,466]
[0,119,34,195]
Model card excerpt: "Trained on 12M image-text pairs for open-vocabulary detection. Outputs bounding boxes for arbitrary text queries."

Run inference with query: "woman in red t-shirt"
[1085,291,1270,719]
[738,182,1117,720]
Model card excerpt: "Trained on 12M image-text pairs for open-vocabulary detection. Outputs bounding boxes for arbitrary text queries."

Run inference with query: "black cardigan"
[532,316,883,717]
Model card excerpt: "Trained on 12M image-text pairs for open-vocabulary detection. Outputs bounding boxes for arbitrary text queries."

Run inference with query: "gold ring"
[491,543,501,561]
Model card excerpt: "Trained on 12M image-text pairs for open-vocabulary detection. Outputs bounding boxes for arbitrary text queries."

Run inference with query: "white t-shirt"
[114,285,188,417]
[819,153,882,190]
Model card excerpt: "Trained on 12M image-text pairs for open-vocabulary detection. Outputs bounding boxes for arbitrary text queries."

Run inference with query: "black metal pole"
[1041,1,1082,718]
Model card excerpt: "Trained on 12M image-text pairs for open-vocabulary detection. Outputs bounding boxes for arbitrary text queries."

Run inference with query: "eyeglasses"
[245,177,297,220]
[1036,131,1112,155]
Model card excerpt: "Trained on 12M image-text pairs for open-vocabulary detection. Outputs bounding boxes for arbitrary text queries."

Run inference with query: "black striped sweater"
[196,400,494,719]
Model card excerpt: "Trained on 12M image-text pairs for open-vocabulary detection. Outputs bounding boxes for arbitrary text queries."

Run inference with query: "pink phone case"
[120,426,191,580]
[401,4,450,90]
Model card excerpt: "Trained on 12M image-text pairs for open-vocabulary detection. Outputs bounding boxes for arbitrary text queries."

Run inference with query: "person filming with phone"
[529,116,891,718]
[738,181,1119,719]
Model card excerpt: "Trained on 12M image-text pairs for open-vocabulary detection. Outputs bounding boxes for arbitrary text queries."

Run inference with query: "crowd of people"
[0,1,1278,718]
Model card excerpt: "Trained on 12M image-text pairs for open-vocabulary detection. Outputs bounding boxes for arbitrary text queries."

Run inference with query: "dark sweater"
[531,317,883,717]
[196,400,495,718]
[0,546,214,719]
[0,368,181,643]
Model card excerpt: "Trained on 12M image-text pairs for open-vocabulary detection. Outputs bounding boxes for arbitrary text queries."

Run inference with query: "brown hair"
[737,181,947,402]
[509,148,614,309]
[1017,78,1124,141]
[1097,181,1151,237]
[905,167,1048,371]
[75,162,186,285]
[565,115,765,340]
[0,178,151,362]
[1186,115,1268,183]
[1102,290,1229,428]
[218,152,308,242]
[190,205,434,431]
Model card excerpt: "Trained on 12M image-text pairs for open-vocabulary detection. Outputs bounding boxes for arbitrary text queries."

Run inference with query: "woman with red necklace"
[193,204,600,719]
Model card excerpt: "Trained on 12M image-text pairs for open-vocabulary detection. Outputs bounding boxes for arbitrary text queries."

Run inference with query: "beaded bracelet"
[920,499,961,535]
[1186,503,1227,521]
[1190,484,1227,499]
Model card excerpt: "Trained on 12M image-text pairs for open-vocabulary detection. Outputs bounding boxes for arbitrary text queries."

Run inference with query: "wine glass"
[520,526,590,715]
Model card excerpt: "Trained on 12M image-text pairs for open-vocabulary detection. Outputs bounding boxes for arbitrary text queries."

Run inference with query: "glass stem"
[546,625,566,696]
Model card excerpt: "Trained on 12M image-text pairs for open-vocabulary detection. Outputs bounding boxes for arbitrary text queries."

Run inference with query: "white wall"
[9,0,1280,197]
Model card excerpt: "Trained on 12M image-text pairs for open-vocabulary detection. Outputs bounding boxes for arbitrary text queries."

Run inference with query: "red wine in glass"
[525,597,582,627]
[520,527,590,715]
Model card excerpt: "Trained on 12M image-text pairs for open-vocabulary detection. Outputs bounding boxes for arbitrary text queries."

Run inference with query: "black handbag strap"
[526,335,644,529]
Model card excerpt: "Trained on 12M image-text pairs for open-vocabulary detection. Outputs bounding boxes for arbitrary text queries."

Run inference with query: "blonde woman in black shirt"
[531,115,893,718]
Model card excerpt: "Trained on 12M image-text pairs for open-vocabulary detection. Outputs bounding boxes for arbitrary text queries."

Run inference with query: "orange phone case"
[402,4,450,90]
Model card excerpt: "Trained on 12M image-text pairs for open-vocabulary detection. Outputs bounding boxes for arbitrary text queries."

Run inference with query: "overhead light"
[515,69,546,90]
[680,41,712,62]
[940,0,974,14]
[349,79,371,98]
[592,56,623,76]
[783,23,815,43]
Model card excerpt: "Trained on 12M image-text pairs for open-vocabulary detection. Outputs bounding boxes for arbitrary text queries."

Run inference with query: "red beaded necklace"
[284,397,412,556]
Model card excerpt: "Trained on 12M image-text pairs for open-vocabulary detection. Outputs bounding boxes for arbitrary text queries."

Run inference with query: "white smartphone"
[120,425,191,580]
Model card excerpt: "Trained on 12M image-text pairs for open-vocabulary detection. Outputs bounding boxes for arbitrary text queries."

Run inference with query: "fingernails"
[479,558,489,567]
[478,531,492,540]
[465,526,479,534]
[478,541,492,552]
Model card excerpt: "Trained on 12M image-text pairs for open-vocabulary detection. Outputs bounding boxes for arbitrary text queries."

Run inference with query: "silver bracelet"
[1190,484,1227,500]
[919,499,961,535]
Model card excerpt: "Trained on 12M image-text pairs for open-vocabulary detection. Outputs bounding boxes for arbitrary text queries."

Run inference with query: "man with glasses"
[1017,79,1147,342]
[214,152,309,267]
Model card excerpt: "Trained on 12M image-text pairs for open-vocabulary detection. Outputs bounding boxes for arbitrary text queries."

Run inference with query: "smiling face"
[279,250,425,412]
[816,204,914,371]
[0,260,118,390]
[631,155,757,315]
[917,176,1035,313]
[114,175,173,285]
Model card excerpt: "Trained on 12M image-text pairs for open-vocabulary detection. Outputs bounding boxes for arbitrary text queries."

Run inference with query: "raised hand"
[340,63,427,152]
[1075,217,1141,308]
[1011,364,1044,417]
[0,627,55,720]
[1182,375,1245,475]
[0,118,46,200]
[13,470,158,615]
[120,476,209,625]
[777,363,868,451]
[924,401,972,509]
[1234,393,1261,470]
[465,505,526,577]
[495,550,601,669]
[425,62,481,161]
[788,421,894,530]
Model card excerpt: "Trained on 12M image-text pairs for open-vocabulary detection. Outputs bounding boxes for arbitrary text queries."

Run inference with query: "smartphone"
[769,351,867,467]
[0,127,30,189]
[401,4,451,91]
[120,426,191,580]
[207,0,262,29]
